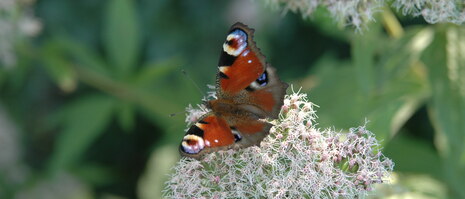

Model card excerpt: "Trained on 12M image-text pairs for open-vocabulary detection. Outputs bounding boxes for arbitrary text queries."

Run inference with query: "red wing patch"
[201,115,235,147]
[235,120,266,134]
[219,48,263,94]
[250,89,275,112]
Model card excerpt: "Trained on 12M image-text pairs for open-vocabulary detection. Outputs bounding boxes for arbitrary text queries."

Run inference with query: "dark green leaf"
[351,23,382,94]
[48,94,116,172]
[117,101,135,132]
[0,68,5,88]
[60,38,110,76]
[43,37,110,76]
[41,41,78,92]
[384,132,442,178]
[132,59,180,86]
[103,0,140,77]
[74,163,118,186]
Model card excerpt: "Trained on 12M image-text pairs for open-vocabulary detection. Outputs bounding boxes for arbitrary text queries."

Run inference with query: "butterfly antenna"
[169,110,185,117]
[182,69,205,96]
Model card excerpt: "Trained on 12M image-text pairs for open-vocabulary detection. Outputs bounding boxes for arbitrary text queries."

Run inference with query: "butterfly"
[180,22,288,159]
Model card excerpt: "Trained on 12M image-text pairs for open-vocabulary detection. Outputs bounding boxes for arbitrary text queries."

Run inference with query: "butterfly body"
[180,23,288,159]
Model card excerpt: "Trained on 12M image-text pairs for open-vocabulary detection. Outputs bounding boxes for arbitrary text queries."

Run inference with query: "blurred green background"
[1,0,464,198]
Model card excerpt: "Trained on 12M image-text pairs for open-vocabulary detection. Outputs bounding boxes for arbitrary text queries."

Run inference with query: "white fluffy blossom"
[393,0,465,24]
[0,0,41,68]
[262,0,465,29]
[164,89,394,198]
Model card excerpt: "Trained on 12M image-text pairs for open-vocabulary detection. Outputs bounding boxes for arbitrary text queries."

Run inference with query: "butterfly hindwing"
[242,64,288,118]
[179,112,271,159]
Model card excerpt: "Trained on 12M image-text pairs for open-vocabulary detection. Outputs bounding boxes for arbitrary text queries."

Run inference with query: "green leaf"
[423,26,465,157]
[117,101,135,132]
[367,62,430,141]
[0,68,5,88]
[74,163,118,186]
[378,27,434,83]
[132,59,180,86]
[43,37,110,76]
[351,23,382,94]
[103,0,140,78]
[422,25,465,198]
[59,38,110,76]
[137,145,178,199]
[68,65,183,130]
[48,94,116,172]
[309,27,432,142]
[41,41,78,92]
[308,60,369,129]
[384,132,442,178]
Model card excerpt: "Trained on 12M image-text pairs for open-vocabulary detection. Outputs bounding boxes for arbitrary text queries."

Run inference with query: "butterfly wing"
[180,113,240,159]
[216,22,288,119]
[217,23,267,95]
[180,23,287,159]
[180,112,272,159]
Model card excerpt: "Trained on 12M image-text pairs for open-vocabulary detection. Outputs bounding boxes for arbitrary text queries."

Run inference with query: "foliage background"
[0,0,464,198]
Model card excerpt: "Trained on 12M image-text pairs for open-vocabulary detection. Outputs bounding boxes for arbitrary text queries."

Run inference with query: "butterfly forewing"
[217,23,266,95]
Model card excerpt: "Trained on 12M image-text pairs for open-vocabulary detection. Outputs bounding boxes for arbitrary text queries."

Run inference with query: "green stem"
[381,7,404,38]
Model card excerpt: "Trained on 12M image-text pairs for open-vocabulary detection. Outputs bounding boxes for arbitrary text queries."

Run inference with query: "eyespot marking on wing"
[181,134,205,154]
[230,126,242,142]
[245,71,269,91]
[223,29,247,56]
[256,71,268,86]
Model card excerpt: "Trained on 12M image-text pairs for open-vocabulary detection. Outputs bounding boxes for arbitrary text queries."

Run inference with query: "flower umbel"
[164,90,394,198]
[262,0,465,29]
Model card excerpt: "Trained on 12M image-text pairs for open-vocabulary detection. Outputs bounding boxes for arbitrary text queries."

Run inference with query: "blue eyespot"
[257,72,268,86]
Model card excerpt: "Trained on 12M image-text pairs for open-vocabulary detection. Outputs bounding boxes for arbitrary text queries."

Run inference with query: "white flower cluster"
[0,0,41,68]
[164,90,394,198]
[393,0,465,24]
[263,0,384,29]
[262,0,465,29]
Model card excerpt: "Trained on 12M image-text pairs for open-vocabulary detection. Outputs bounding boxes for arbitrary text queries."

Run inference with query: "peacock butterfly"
[180,22,288,159]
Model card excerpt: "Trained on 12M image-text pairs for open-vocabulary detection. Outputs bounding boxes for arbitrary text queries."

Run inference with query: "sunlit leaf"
[372,173,448,198]
[367,62,430,140]
[137,145,178,199]
[422,25,465,198]
[48,94,116,172]
[378,27,434,81]
[103,0,140,78]
[309,27,432,142]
